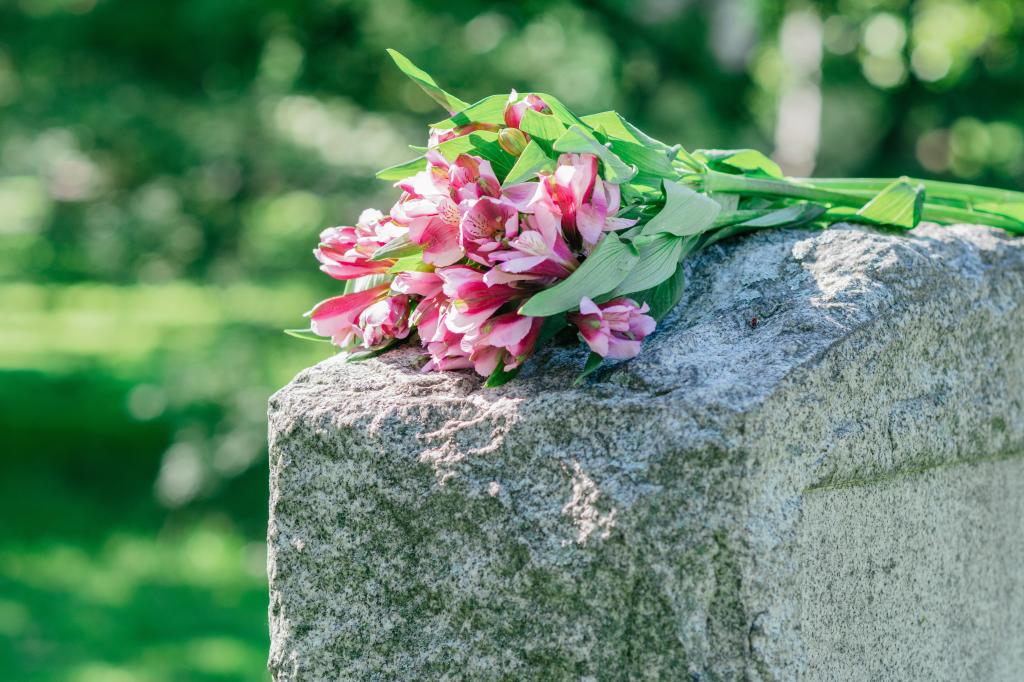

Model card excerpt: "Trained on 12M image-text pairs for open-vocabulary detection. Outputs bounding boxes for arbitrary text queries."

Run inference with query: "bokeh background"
[1,0,1021,679]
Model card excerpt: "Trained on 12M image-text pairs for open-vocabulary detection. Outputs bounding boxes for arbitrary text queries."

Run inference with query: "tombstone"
[268,223,1024,680]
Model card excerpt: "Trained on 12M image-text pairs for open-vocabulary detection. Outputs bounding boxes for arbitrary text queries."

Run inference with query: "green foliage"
[502,140,556,186]
[518,108,568,150]
[612,234,687,296]
[432,94,509,129]
[641,182,722,237]
[519,233,638,317]
[854,179,925,229]
[632,264,687,322]
[552,125,637,184]
[386,49,469,113]
[377,157,428,181]
[699,149,784,179]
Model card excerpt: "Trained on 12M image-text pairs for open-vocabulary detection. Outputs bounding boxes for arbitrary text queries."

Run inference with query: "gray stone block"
[267,223,1024,681]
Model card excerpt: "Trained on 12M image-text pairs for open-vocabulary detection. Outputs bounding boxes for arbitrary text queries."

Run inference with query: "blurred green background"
[0,0,1020,679]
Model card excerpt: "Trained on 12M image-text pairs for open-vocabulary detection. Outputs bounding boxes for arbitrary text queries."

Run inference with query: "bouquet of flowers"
[290,50,1024,386]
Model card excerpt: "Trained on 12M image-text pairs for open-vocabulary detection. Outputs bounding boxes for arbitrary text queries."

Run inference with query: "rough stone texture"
[267,223,1024,681]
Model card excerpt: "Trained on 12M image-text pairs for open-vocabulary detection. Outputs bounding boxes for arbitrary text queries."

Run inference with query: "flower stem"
[701,170,1024,232]
[794,177,1024,205]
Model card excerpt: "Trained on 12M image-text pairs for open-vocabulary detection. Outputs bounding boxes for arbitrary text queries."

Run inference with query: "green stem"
[702,171,866,207]
[921,204,1024,231]
[796,177,1024,205]
[702,170,1024,231]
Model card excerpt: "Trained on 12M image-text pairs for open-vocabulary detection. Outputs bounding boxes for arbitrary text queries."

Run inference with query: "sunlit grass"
[0,280,330,680]
[0,519,270,681]
[0,281,329,376]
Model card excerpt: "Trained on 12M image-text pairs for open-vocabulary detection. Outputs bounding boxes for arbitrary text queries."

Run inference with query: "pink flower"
[307,285,390,350]
[512,154,637,252]
[413,292,475,372]
[391,270,443,298]
[448,154,501,202]
[551,153,599,234]
[359,295,412,348]
[422,326,473,372]
[504,90,550,129]
[488,203,579,282]
[392,153,502,267]
[438,265,521,334]
[314,209,405,280]
[576,176,636,246]
[390,195,463,267]
[461,312,543,376]
[307,285,413,351]
[460,196,519,265]
[568,297,656,360]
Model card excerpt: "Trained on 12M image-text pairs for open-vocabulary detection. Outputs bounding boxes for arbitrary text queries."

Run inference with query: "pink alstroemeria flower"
[359,295,412,348]
[568,297,657,360]
[392,153,502,266]
[412,292,475,372]
[448,154,501,203]
[438,265,521,335]
[314,209,405,280]
[307,284,391,350]
[391,195,464,267]
[504,90,550,129]
[391,270,443,298]
[545,153,638,247]
[460,196,519,265]
[461,312,543,376]
[422,325,474,372]
[487,203,579,283]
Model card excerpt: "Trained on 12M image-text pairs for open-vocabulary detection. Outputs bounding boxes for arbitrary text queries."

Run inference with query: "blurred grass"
[0,0,1020,678]
[0,283,324,680]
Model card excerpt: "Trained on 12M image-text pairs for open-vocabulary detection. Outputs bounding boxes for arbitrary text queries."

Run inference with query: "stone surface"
[267,223,1024,681]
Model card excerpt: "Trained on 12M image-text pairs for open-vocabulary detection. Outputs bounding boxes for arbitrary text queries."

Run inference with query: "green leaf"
[552,125,637,184]
[284,328,332,343]
[738,202,827,228]
[640,181,722,237]
[343,273,392,294]
[385,49,469,114]
[573,352,603,386]
[608,139,678,179]
[710,192,740,213]
[701,204,827,249]
[376,156,427,181]
[372,233,421,261]
[502,140,555,187]
[485,357,520,387]
[612,234,686,296]
[699,149,783,179]
[632,263,686,321]
[580,111,644,143]
[519,108,567,148]
[387,254,433,273]
[518,232,639,317]
[855,178,924,229]
[534,313,568,348]
[432,130,516,177]
[580,111,676,153]
[531,93,585,128]
[431,94,508,129]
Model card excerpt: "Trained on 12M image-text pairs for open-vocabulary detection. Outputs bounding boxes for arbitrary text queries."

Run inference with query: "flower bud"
[498,127,530,156]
